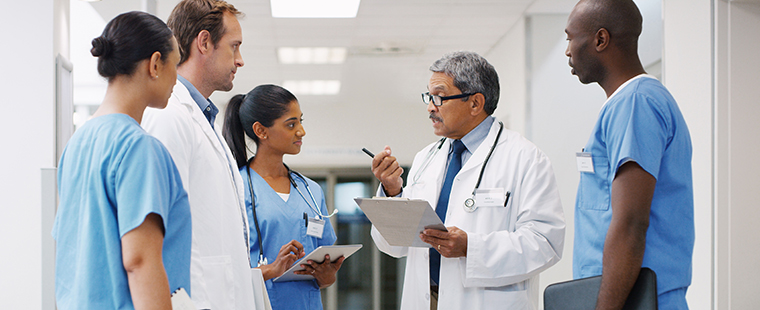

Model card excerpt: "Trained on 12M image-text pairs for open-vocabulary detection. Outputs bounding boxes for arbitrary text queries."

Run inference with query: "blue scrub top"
[53,114,191,309]
[241,167,337,310]
[573,76,694,308]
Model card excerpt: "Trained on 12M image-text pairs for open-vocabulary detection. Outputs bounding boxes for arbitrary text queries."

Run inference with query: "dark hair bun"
[93,11,173,79]
[90,36,112,58]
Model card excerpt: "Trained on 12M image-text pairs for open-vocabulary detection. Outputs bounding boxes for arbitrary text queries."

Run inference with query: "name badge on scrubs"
[475,188,505,207]
[306,217,325,238]
[576,152,594,173]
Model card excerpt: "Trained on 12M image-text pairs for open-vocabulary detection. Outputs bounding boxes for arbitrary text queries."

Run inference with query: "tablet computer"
[272,244,363,282]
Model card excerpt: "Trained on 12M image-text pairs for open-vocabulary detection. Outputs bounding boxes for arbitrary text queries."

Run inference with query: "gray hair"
[429,51,500,115]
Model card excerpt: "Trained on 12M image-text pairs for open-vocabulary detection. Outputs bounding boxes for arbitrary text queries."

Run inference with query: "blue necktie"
[430,139,466,286]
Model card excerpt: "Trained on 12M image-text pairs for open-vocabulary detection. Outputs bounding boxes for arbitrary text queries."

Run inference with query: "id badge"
[306,217,325,239]
[576,152,594,173]
[475,188,505,207]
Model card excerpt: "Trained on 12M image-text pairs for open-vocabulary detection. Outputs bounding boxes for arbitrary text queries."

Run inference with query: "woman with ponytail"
[222,85,341,310]
[53,11,191,310]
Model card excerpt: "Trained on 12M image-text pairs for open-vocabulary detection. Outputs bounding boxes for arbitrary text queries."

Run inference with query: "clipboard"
[170,288,196,310]
[272,244,363,282]
[544,267,658,310]
[354,197,447,248]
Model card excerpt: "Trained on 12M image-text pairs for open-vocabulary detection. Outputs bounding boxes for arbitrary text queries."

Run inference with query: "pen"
[504,191,511,207]
[362,148,375,158]
[303,212,308,227]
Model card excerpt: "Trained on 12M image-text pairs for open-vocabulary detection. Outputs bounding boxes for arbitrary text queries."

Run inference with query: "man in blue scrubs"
[565,0,694,309]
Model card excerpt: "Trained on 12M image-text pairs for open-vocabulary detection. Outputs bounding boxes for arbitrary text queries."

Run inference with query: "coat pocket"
[201,255,235,309]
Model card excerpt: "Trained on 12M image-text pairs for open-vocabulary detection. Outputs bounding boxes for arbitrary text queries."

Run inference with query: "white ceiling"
[83,0,578,166]
[87,0,576,105]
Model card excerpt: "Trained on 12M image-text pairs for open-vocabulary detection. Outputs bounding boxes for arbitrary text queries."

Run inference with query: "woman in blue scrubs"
[52,11,190,310]
[222,85,342,309]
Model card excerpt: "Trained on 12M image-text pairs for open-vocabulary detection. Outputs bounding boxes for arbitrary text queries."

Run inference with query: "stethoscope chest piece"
[463,197,477,212]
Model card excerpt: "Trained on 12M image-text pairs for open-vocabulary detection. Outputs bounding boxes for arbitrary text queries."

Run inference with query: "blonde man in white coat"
[142,0,257,308]
[370,51,565,310]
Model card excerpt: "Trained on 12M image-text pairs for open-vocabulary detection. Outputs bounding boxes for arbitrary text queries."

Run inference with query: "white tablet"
[272,244,363,282]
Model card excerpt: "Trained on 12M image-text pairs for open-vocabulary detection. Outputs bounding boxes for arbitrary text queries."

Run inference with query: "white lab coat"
[142,81,256,309]
[371,119,565,310]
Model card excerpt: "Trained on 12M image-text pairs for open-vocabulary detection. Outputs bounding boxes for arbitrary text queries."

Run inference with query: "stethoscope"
[245,158,338,266]
[411,121,504,213]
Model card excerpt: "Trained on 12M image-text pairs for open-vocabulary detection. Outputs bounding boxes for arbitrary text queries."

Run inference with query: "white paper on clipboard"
[354,197,447,248]
[272,244,363,282]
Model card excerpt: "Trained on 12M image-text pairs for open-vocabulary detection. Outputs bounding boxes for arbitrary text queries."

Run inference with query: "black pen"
[362,148,375,158]
[504,191,511,207]
[303,212,308,227]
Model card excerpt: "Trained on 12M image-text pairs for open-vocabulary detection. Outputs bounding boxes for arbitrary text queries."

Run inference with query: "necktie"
[430,139,466,286]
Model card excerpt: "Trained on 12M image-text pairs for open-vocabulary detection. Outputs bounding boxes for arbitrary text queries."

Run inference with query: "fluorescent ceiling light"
[283,80,341,95]
[271,0,360,18]
[278,47,347,64]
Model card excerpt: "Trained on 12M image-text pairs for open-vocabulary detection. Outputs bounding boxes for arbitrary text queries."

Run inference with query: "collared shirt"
[446,116,495,167]
[178,75,219,128]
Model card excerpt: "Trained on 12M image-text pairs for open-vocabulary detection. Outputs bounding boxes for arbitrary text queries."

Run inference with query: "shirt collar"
[178,75,219,126]
[456,116,494,153]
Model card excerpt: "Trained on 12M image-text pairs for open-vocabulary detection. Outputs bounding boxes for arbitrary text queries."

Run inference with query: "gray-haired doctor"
[370,51,565,310]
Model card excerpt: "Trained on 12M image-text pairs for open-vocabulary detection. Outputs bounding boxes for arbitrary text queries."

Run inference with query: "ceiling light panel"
[271,0,360,18]
[278,47,347,64]
[283,80,341,95]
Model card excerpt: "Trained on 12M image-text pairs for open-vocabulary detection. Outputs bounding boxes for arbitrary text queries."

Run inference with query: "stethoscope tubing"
[411,138,446,185]
[245,159,334,266]
[471,122,504,196]
[245,160,267,266]
[411,121,505,211]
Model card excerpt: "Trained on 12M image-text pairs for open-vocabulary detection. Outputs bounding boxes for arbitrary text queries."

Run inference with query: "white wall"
[711,1,760,308]
[485,17,528,136]
[0,0,66,309]
[662,0,713,308]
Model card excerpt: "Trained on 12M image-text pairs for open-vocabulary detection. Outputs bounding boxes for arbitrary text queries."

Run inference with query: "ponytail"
[223,94,248,169]
[222,85,297,169]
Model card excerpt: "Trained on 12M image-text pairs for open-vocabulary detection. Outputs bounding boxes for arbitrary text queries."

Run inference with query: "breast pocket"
[578,155,611,211]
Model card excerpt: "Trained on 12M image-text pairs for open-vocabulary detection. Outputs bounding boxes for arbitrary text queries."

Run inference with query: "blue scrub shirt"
[241,167,337,310]
[574,76,694,309]
[53,114,191,309]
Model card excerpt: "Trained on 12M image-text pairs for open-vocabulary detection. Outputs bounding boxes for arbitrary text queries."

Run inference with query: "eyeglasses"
[421,92,475,106]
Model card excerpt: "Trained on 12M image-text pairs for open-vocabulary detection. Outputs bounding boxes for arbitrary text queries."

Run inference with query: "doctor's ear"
[195,30,212,55]
[469,93,486,116]
[252,122,268,140]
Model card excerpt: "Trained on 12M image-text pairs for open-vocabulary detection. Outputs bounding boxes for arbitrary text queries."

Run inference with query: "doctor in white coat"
[370,51,565,310]
[142,1,257,309]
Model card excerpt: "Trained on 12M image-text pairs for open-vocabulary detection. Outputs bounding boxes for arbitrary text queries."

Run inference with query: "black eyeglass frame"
[421,92,476,106]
